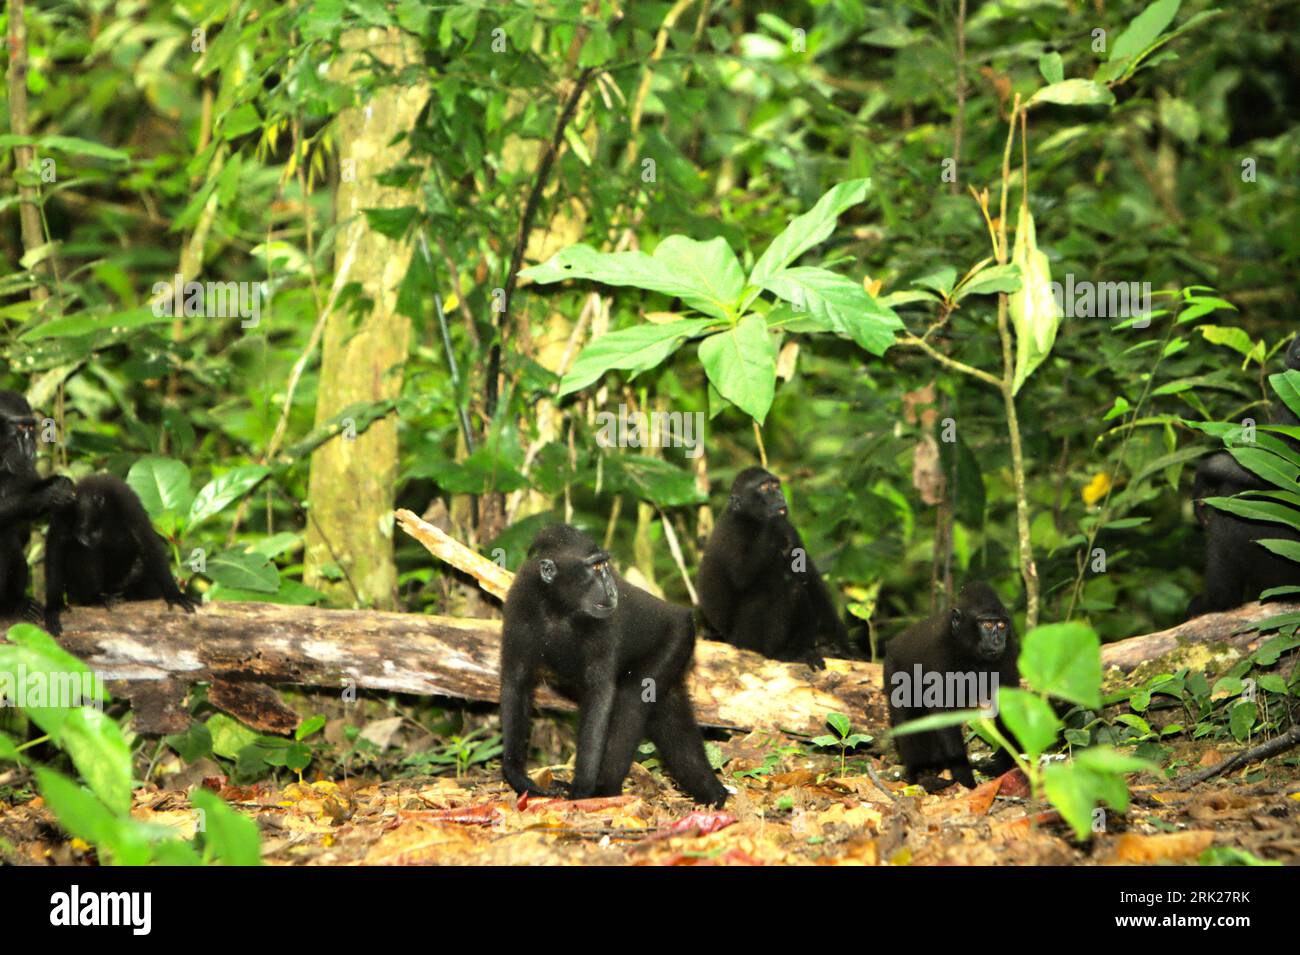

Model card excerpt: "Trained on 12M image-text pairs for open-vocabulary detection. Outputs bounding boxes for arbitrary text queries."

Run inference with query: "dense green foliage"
[2,0,1298,857]
[6,0,1297,637]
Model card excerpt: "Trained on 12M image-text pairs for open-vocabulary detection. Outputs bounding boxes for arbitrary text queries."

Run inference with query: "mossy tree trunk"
[303,29,429,608]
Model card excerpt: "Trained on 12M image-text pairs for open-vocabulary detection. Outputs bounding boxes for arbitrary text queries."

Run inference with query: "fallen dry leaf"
[1106,831,1216,864]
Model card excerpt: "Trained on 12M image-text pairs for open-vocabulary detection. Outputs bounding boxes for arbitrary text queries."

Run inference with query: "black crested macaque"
[884,582,1020,793]
[1188,336,1300,616]
[1187,456,1300,615]
[44,474,196,635]
[0,391,73,618]
[697,467,848,669]
[499,524,727,806]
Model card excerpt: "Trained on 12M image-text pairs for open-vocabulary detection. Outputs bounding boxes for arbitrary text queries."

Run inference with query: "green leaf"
[19,306,174,341]
[698,315,778,423]
[749,179,871,286]
[1038,52,1064,85]
[191,789,262,865]
[1270,370,1300,422]
[1206,496,1300,532]
[997,688,1061,760]
[1008,204,1062,393]
[1224,447,1300,494]
[0,732,19,761]
[165,722,213,763]
[295,715,326,741]
[955,264,1022,300]
[1199,324,1256,358]
[652,236,747,317]
[220,103,262,139]
[6,624,100,688]
[28,134,130,163]
[58,707,134,816]
[826,712,852,738]
[151,839,203,865]
[558,318,717,395]
[207,713,260,760]
[1229,701,1256,741]
[1200,846,1283,867]
[1258,540,1300,563]
[578,25,615,67]
[188,466,271,529]
[1028,80,1116,108]
[0,625,105,738]
[128,457,194,519]
[759,267,902,355]
[1042,760,1127,841]
[602,456,706,509]
[912,267,957,297]
[522,240,742,320]
[36,768,150,865]
[362,206,420,240]
[1110,0,1181,67]
[205,548,280,593]
[1019,621,1102,708]
[888,708,987,736]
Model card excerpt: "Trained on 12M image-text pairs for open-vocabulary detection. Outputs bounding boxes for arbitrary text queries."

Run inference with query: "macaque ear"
[950,608,962,633]
[538,558,557,584]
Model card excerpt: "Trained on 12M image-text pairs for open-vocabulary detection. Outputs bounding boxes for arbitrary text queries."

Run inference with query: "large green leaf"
[651,236,746,318]
[191,789,262,865]
[558,318,717,396]
[1206,496,1300,531]
[1019,621,1102,708]
[748,179,871,286]
[35,768,151,866]
[997,688,1061,760]
[698,315,778,423]
[189,466,271,529]
[1258,539,1300,564]
[205,548,280,593]
[1042,754,1136,841]
[58,707,134,816]
[128,457,194,519]
[1226,447,1300,493]
[759,267,902,355]
[521,239,742,320]
[1008,203,1062,394]
[0,625,105,739]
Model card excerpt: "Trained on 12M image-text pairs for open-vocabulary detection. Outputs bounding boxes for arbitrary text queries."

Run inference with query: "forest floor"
[3,731,1298,866]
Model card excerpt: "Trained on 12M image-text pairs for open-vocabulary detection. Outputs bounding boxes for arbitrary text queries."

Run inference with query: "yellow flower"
[1082,473,1112,506]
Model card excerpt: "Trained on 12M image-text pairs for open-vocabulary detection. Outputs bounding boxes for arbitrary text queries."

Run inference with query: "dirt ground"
[3,731,1297,866]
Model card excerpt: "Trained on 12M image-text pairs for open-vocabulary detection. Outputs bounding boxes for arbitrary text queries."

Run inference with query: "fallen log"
[1097,600,1300,671]
[4,508,1294,738]
[4,601,883,737]
[4,596,1292,738]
